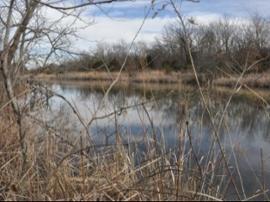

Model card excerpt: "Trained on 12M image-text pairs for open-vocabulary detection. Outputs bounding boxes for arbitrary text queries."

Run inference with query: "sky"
[44,0,270,52]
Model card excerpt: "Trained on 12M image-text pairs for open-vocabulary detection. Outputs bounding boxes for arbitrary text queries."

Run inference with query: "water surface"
[39,81,270,199]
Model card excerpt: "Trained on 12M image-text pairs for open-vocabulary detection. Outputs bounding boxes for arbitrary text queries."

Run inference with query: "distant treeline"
[35,14,270,76]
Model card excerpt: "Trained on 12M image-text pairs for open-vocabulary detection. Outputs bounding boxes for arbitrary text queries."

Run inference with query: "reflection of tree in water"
[55,83,270,141]
[263,117,270,139]
[220,101,270,139]
[142,90,199,125]
[48,83,270,197]
[237,105,258,138]
[107,90,128,110]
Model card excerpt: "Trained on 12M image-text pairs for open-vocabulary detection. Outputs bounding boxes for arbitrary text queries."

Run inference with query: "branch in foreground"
[36,0,131,10]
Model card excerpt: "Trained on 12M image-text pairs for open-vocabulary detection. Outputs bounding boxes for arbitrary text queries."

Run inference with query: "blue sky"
[91,0,270,19]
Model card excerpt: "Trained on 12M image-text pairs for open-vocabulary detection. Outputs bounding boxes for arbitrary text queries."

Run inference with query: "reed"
[25,70,197,85]
[0,82,268,201]
[0,110,223,201]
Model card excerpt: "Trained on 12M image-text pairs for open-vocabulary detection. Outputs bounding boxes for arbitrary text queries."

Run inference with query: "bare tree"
[0,0,132,173]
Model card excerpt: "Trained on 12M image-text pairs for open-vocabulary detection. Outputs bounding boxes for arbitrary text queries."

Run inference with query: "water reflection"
[45,82,270,198]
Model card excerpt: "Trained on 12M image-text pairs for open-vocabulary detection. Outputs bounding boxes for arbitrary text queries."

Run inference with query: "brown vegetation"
[33,14,270,78]
[214,73,270,88]
[28,70,270,89]
[1,0,270,200]
[27,70,198,85]
[0,97,220,201]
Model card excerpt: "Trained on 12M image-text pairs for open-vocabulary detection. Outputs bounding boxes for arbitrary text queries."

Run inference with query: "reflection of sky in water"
[48,83,270,150]
[45,83,270,198]
[49,84,176,127]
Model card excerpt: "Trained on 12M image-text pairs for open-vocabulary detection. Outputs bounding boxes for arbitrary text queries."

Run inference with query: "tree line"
[36,14,270,77]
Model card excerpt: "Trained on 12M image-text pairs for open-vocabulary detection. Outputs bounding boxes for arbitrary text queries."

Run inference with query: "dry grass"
[24,70,197,85]
[214,73,270,88]
[0,81,269,201]
[25,71,270,89]
[0,106,224,201]
[0,125,199,200]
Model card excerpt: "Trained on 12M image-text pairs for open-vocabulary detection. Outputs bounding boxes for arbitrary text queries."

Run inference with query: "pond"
[36,81,270,199]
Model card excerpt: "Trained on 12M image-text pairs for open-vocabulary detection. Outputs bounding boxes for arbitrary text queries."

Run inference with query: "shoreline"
[24,70,198,85]
[24,70,270,89]
[24,72,270,106]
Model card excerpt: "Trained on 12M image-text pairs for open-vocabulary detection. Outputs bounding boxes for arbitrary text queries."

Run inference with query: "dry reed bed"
[0,82,269,201]
[214,73,270,88]
[2,112,266,201]
[0,111,225,201]
[24,71,270,89]
[26,71,196,84]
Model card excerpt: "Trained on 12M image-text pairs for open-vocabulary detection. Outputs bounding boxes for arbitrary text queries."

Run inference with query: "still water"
[39,81,270,198]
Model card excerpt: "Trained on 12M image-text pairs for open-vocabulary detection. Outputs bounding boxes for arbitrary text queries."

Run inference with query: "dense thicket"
[36,14,270,76]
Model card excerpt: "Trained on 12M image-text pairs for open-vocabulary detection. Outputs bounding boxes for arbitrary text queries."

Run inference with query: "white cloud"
[34,1,264,54]
[69,16,177,51]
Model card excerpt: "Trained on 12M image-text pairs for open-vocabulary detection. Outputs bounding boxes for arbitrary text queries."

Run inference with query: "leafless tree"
[0,0,132,172]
